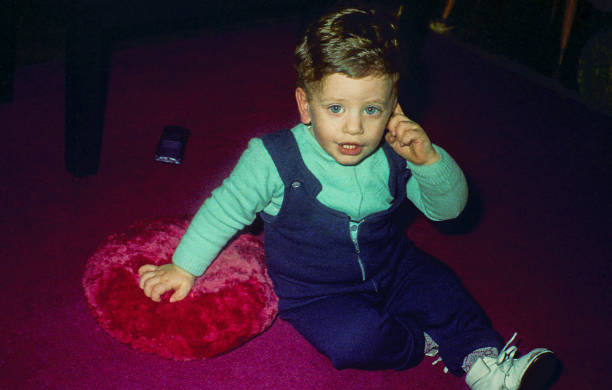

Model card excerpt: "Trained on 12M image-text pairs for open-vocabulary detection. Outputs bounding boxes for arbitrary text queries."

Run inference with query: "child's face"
[296,73,397,166]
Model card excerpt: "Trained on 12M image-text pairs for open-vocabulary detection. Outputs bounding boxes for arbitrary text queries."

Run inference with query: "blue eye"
[329,104,343,114]
[364,106,380,115]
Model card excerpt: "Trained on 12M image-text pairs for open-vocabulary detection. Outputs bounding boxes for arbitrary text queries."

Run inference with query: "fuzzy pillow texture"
[83,217,278,360]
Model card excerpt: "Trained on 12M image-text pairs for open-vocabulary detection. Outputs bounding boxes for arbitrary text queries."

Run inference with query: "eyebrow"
[317,97,390,105]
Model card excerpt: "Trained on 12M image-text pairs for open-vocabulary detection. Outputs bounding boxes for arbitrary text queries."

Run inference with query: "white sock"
[462,347,499,373]
[424,332,438,355]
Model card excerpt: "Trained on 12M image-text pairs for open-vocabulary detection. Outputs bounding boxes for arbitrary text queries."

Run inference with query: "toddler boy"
[139,3,557,389]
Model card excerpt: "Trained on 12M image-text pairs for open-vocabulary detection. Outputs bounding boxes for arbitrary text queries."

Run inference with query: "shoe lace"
[431,356,449,374]
[495,332,520,389]
[497,332,518,366]
[431,332,521,377]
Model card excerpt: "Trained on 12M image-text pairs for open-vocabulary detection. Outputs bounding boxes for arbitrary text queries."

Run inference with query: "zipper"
[349,217,366,281]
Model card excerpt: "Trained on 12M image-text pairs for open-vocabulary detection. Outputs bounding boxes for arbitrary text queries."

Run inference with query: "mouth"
[338,143,363,156]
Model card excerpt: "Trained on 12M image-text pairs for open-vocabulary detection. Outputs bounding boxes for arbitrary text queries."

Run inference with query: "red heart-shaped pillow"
[83,217,278,360]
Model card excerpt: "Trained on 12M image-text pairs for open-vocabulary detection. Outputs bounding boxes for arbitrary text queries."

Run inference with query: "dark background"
[6,0,611,87]
[2,0,610,177]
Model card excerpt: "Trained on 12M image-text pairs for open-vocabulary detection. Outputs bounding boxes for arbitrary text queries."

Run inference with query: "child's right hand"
[386,103,439,166]
[138,263,195,303]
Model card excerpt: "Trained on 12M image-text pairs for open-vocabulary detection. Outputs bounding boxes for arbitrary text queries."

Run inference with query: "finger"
[139,269,158,289]
[139,272,152,290]
[386,131,412,157]
[142,277,154,297]
[387,104,403,133]
[387,115,417,137]
[400,128,423,147]
[392,102,416,122]
[391,123,418,145]
[143,276,162,298]
[170,284,190,303]
[138,264,157,276]
[150,282,169,303]
[393,102,404,116]
[385,131,397,145]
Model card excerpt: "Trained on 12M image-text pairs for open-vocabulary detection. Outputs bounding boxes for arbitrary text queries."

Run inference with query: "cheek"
[311,113,334,133]
[309,109,325,126]
[365,117,389,136]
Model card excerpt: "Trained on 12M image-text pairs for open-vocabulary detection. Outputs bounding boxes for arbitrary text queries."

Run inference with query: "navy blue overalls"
[260,129,501,374]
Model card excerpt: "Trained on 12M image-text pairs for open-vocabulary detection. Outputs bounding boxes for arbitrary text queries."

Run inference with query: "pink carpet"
[1,19,610,389]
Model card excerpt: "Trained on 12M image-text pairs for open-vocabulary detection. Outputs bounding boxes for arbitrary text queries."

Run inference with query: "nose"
[344,112,363,135]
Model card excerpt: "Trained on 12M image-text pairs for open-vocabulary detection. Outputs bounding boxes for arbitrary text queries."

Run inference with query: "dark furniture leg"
[65,5,110,177]
[0,0,16,104]
[398,0,438,122]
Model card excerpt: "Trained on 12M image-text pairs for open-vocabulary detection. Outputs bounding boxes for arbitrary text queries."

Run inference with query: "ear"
[295,87,311,124]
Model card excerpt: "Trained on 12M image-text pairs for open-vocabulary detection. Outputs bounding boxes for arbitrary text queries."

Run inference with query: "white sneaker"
[465,333,558,390]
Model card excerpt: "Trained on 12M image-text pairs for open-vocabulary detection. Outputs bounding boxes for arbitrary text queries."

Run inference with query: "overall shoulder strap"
[260,129,302,187]
[261,128,323,196]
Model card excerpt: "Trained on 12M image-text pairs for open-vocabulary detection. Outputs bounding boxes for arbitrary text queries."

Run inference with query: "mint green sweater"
[173,123,468,277]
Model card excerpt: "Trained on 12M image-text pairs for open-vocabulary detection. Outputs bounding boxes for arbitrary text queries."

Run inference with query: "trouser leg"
[280,293,425,371]
[277,245,501,374]
[386,246,502,375]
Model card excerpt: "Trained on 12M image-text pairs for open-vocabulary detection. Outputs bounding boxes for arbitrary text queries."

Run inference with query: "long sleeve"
[172,126,468,277]
[405,144,468,221]
[172,138,283,276]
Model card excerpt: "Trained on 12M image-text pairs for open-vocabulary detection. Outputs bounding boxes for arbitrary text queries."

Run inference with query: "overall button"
[291,181,302,189]
[350,224,358,232]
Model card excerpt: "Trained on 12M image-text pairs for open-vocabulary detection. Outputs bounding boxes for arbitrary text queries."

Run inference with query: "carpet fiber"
[1,18,610,390]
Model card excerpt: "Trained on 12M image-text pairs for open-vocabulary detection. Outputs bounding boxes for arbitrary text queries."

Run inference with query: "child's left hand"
[386,103,440,165]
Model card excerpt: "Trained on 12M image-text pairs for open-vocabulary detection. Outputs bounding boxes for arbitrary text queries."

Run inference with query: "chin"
[333,155,364,166]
